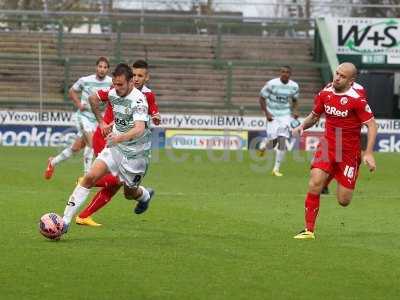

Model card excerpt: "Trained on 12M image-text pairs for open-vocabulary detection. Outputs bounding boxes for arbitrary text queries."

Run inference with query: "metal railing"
[0,10,315,38]
[0,53,328,113]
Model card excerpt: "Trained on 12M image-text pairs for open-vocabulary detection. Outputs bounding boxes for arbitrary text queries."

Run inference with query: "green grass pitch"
[0,146,399,300]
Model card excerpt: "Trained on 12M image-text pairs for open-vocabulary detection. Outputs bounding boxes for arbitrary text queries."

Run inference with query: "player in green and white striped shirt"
[60,63,154,233]
[44,57,112,180]
[258,66,300,177]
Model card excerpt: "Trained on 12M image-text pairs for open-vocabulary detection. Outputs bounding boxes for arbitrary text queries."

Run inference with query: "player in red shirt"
[320,81,367,195]
[292,63,377,239]
[75,60,160,226]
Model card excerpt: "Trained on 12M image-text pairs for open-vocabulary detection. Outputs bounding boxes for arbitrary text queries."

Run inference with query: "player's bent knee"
[338,199,351,207]
[71,138,85,152]
[80,175,96,188]
[308,178,324,193]
[337,196,352,207]
[337,185,353,206]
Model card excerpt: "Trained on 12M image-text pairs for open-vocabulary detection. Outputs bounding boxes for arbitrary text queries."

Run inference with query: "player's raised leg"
[334,154,362,206]
[257,117,277,157]
[44,137,85,180]
[336,184,354,207]
[256,138,267,156]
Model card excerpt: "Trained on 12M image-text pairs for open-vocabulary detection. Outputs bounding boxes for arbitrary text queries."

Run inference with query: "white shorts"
[96,147,148,188]
[265,115,291,140]
[75,113,97,138]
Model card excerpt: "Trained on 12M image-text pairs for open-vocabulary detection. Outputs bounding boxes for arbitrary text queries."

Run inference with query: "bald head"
[332,62,357,93]
[339,62,357,79]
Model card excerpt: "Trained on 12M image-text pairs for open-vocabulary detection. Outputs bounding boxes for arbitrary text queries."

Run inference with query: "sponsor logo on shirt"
[324,104,349,117]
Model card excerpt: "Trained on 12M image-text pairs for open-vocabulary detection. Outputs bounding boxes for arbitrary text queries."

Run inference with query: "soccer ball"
[39,213,64,240]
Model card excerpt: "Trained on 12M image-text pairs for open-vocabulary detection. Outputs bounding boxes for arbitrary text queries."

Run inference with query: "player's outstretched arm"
[292,112,319,136]
[362,118,377,172]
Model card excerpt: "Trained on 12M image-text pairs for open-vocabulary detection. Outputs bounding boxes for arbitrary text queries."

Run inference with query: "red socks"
[78,185,120,219]
[95,174,119,188]
[78,174,120,219]
[305,192,320,232]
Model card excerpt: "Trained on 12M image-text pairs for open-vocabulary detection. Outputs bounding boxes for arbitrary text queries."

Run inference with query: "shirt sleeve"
[102,103,114,124]
[145,92,159,116]
[96,87,111,102]
[312,92,324,116]
[132,94,149,122]
[354,98,374,123]
[71,77,84,92]
[260,81,272,99]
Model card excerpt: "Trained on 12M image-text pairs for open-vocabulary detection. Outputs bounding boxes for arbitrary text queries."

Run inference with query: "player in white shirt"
[257,66,300,176]
[60,63,154,234]
[44,57,112,180]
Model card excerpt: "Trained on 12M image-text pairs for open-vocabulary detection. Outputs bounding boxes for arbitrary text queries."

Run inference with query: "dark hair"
[112,63,133,80]
[132,59,148,69]
[96,56,110,68]
[281,65,292,71]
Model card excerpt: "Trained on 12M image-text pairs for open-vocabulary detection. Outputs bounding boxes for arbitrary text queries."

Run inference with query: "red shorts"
[311,144,361,190]
[92,127,106,157]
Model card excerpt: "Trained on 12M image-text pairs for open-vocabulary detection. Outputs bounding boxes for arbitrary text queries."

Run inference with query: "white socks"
[137,186,150,202]
[83,146,94,174]
[51,147,73,166]
[274,149,286,171]
[51,146,93,173]
[63,185,90,225]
